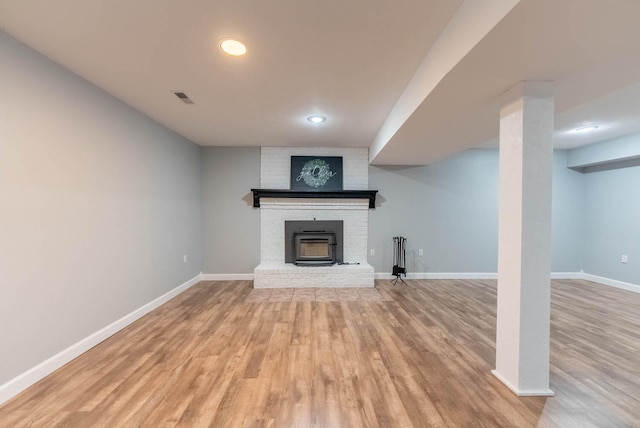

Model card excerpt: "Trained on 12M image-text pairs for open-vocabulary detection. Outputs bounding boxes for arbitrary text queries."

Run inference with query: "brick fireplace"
[253,147,375,288]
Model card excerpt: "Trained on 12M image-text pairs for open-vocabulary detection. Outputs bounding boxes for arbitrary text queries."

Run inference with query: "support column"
[492,81,555,396]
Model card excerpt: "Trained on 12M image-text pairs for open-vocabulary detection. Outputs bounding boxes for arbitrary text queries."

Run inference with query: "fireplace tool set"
[391,236,407,285]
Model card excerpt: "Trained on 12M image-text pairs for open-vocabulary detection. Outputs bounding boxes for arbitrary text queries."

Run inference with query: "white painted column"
[492,81,555,396]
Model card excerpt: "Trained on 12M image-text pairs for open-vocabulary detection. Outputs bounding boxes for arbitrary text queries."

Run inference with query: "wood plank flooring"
[1,279,639,427]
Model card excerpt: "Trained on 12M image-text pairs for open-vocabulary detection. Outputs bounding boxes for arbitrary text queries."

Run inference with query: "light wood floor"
[1,279,639,427]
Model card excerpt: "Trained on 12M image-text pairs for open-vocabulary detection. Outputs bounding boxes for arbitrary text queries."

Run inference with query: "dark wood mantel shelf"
[251,189,378,209]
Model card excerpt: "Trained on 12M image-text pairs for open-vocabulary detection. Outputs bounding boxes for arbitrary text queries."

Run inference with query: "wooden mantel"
[250,189,378,209]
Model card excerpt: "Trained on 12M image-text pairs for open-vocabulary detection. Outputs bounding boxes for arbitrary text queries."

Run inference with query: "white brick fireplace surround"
[254,147,374,288]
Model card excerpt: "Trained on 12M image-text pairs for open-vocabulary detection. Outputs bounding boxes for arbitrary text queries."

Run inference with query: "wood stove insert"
[294,232,336,266]
[285,220,343,266]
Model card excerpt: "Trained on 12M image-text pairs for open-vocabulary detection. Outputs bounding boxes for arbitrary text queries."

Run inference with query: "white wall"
[0,33,202,386]
[260,147,369,189]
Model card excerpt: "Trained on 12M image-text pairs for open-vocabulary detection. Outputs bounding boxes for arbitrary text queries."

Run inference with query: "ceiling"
[1,0,640,165]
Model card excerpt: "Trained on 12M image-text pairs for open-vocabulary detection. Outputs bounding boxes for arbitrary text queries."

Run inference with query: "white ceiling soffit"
[554,81,640,150]
[0,0,463,149]
[370,0,640,165]
[368,0,520,162]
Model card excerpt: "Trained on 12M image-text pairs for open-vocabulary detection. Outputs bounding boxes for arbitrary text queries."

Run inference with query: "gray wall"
[369,150,499,273]
[201,147,260,274]
[582,165,640,283]
[198,148,587,275]
[368,149,585,274]
[550,150,585,272]
[0,33,202,385]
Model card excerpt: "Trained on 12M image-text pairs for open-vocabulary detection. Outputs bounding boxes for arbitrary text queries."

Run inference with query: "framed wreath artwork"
[290,156,343,191]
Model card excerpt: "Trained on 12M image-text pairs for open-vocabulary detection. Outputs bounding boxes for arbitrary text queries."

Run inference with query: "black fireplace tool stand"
[391,236,407,285]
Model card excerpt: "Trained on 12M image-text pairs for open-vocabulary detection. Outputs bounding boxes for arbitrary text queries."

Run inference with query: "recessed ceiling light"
[220,39,247,56]
[307,115,326,124]
[574,125,599,133]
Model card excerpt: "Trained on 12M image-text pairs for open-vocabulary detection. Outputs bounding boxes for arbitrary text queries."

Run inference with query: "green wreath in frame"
[296,158,337,188]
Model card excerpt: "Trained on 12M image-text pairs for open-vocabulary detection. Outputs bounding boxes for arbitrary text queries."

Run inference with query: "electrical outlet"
[418,248,424,257]
[370,249,375,256]
[621,255,628,264]
[183,254,188,263]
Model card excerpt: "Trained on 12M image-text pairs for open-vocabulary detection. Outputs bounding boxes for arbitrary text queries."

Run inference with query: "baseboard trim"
[0,273,202,406]
[550,272,584,279]
[374,272,499,280]
[581,273,640,294]
[200,273,254,281]
[491,370,555,397]
[374,272,587,281]
[372,271,639,294]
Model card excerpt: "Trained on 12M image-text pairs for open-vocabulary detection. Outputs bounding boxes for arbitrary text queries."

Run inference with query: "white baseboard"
[491,370,555,397]
[373,271,639,294]
[581,273,640,294]
[374,272,498,280]
[206,272,576,281]
[550,272,584,279]
[200,273,254,281]
[0,274,202,406]
[375,272,589,281]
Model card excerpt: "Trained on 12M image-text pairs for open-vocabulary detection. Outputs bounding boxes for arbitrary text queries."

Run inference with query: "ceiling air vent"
[173,91,194,105]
